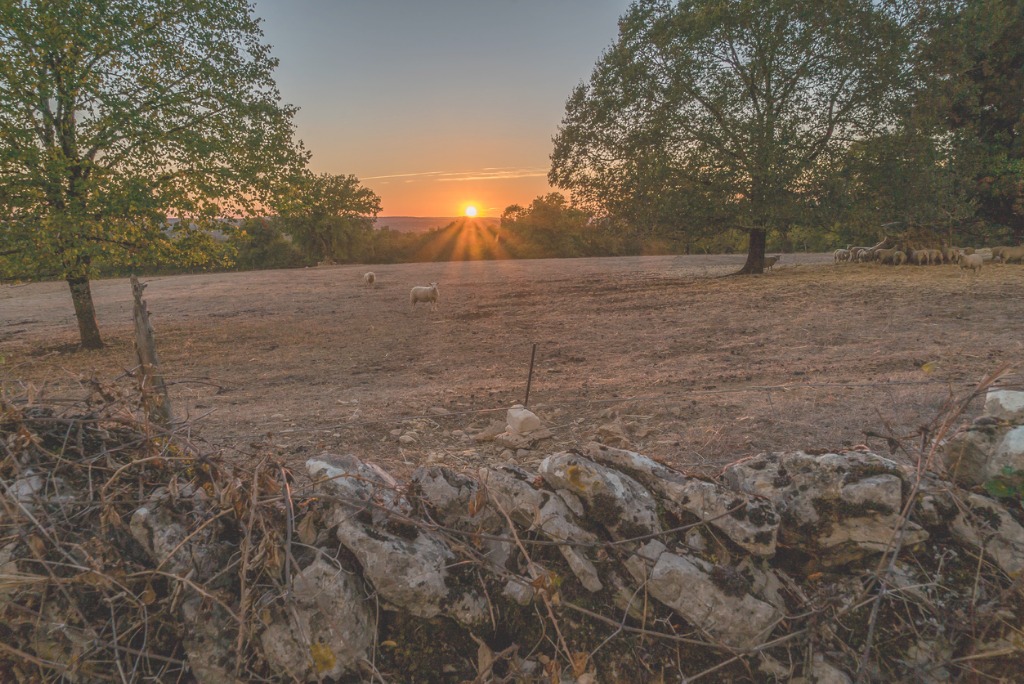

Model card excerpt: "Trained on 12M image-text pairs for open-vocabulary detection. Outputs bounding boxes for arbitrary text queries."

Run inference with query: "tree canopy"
[0,0,307,347]
[922,0,1024,240]
[275,172,382,265]
[550,0,910,272]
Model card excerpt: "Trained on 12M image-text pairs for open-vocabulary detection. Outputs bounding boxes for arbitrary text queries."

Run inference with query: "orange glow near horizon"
[353,173,553,217]
[411,217,510,262]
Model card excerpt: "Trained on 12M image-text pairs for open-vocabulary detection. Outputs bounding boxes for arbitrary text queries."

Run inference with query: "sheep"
[928,249,943,265]
[864,246,886,262]
[875,248,904,265]
[764,255,781,271]
[363,272,376,288]
[410,282,439,311]
[958,253,983,276]
[995,246,1024,264]
[910,249,929,266]
[833,248,851,263]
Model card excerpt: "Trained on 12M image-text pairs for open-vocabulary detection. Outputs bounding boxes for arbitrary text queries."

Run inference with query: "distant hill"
[373,216,499,233]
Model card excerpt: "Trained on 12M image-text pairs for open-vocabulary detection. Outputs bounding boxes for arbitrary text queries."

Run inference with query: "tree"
[232,217,306,271]
[0,0,306,347]
[500,193,600,258]
[917,0,1024,241]
[550,0,908,272]
[275,173,381,264]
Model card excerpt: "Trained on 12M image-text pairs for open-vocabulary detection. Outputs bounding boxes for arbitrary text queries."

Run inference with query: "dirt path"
[3,254,1022,477]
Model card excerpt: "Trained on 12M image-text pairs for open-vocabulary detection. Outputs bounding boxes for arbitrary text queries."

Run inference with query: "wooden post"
[131,275,172,427]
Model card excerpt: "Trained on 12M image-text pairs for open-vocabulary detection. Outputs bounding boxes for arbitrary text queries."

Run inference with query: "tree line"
[2,0,1022,348]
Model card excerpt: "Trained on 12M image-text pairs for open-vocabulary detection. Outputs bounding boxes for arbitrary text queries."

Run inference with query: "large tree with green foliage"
[275,172,381,264]
[0,0,306,347]
[550,0,909,272]
[920,0,1024,241]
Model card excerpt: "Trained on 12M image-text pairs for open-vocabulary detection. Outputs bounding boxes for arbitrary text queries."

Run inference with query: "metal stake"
[524,343,538,407]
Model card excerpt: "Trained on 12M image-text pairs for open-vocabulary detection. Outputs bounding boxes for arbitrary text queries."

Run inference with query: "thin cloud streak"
[363,167,548,183]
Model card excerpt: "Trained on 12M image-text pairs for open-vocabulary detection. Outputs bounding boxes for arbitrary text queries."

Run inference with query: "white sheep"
[995,246,1024,263]
[363,272,376,288]
[833,248,851,263]
[410,282,439,311]
[958,253,983,276]
[876,248,903,265]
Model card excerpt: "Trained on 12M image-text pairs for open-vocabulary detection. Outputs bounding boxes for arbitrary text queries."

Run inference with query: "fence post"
[524,343,538,408]
[131,275,172,427]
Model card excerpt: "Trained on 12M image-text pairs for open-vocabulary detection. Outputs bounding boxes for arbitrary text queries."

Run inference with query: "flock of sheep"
[363,271,440,311]
[355,242,1018,301]
[833,243,1024,275]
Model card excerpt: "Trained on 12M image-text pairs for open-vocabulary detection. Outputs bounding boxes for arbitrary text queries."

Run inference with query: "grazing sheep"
[995,246,1024,263]
[410,282,439,311]
[764,255,781,271]
[958,253,983,275]
[927,249,942,265]
[942,246,960,264]
[910,249,929,266]
[876,248,904,265]
[849,247,868,261]
[363,272,376,288]
[834,248,851,263]
[865,246,887,262]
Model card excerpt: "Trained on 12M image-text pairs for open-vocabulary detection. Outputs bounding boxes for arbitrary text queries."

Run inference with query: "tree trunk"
[67,275,104,349]
[737,228,766,274]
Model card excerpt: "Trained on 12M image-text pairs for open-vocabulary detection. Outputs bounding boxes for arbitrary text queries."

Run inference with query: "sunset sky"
[252,0,632,217]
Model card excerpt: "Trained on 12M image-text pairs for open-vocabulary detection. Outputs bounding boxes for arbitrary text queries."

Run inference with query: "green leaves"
[0,0,308,345]
[984,466,1024,504]
[550,0,911,245]
[275,173,382,264]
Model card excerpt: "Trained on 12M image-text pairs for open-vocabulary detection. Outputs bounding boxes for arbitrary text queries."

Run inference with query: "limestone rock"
[129,487,231,581]
[411,466,511,568]
[180,595,237,684]
[941,427,1002,486]
[481,467,604,592]
[308,454,487,624]
[260,557,376,681]
[494,427,553,450]
[626,541,780,649]
[989,426,1024,480]
[596,420,631,448]
[949,491,1024,577]
[985,389,1024,423]
[725,451,927,566]
[540,452,662,541]
[586,443,779,556]
[472,419,506,443]
[507,405,542,434]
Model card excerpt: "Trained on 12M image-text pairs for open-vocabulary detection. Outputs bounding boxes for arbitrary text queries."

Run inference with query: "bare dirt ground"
[3,254,1023,479]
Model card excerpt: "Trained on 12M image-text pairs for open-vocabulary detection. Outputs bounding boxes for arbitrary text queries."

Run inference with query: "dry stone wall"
[3,391,1024,682]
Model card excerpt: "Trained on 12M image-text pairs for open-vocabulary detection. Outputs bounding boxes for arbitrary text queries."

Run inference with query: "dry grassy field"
[3,254,1022,478]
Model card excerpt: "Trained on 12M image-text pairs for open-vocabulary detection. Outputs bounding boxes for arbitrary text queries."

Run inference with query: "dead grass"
[2,254,1023,476]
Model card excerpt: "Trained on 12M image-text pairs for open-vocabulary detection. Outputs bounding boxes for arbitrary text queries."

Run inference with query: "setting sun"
[464,205,478,217]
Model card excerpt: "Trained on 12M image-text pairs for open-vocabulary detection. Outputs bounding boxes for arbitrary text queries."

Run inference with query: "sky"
[251,0,633,217]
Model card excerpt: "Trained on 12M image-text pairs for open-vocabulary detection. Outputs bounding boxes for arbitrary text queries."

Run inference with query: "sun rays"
[412,217,510,262]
